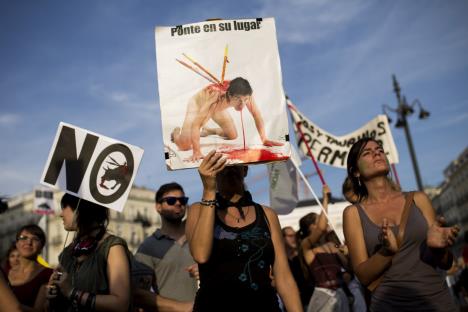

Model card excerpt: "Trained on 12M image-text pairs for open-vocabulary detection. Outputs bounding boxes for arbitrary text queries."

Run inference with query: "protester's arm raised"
[186,151,227,263]
[264,207,303,312]
[343,205,396,286]
[301,185,330,255]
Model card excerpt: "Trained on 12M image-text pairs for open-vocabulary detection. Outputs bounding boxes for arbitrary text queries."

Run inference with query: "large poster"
[155,18,290,169]
[288,101,399,168]
[40,122,144,212]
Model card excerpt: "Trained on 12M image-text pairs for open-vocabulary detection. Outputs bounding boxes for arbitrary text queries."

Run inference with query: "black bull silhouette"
[99,156,130,190]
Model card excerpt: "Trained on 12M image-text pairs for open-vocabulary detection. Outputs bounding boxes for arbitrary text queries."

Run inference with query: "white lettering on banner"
[40,122,144,212]
[288,103,399,168]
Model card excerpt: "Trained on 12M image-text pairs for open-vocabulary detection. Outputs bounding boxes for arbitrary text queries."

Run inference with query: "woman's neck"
[16,257,38,271]
[364,176,399,203]
[77,225,104,240]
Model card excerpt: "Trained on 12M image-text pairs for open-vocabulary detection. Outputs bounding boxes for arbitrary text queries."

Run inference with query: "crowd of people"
[0,138,466,311]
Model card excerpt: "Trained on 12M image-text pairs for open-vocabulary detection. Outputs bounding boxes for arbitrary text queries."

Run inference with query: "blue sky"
[1,0,467,206]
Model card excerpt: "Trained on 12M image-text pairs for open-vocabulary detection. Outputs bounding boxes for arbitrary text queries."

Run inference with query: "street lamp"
[382,74,430,191]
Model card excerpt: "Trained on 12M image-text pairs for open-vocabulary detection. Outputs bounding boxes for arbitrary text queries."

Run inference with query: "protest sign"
[40,122,144,212]
[155,18,290,169]
[34,188,55,215]
[288,103,399,168]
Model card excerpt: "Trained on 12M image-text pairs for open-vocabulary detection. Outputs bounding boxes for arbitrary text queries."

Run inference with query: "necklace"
[225,206,250,223]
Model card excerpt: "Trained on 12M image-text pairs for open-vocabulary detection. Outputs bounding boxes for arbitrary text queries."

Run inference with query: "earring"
[357,177,362,188]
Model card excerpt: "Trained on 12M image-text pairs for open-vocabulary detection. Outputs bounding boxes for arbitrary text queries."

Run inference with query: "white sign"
[34,188,55,215]
[155,18,290,169]
[40,122,144,212]
[288,101,399,168]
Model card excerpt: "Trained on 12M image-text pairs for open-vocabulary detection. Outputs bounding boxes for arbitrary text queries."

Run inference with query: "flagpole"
[292,160,343,245]
[294,120,326,185]
[287,98,334,203]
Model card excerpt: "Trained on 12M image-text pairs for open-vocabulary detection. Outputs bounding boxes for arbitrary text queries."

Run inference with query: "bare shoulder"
[412,191,435,215]
[343,204,358,218]
[413,190,430,202]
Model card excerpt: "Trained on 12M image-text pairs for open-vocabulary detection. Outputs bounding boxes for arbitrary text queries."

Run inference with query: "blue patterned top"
[193,202,281,312]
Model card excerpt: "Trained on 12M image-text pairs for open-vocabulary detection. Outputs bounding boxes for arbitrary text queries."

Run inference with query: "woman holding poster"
[343,138,458,311]
[186,151,303,312]
[46,194,132,312]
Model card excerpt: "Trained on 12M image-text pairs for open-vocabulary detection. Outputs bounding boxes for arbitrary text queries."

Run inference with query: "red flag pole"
[286,100,327,185]
[294,120,326,186]
[287,98,334,203]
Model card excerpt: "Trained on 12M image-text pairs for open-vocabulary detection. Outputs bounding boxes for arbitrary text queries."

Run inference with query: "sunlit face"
[156,189,187,222]
[356,140,390,179]
[60,205,77,231]
[283,227,297,249]
[230,95,250,111]
[16,230,43,258]
[8,249,20,268]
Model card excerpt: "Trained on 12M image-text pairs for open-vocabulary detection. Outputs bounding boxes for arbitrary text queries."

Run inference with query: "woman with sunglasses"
[47,194,132,312]
[8,224,53,312]
[186,151,303,312]
[343,138,458,311]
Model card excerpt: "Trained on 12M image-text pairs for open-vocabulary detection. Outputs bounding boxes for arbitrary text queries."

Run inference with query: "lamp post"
[382,75,430,191]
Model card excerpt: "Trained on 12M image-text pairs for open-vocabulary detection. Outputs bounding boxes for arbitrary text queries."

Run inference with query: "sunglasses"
[160,196,189,205]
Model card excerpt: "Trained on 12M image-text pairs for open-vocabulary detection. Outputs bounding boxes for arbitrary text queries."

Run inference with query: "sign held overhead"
[40,122,144,212]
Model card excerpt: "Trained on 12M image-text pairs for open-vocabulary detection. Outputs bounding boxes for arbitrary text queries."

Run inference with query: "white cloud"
[257,0,372,44]
[0,113,21,126]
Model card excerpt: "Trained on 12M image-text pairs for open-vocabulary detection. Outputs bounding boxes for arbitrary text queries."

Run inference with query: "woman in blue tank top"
[186,150,303,312]
[343,138,459,311]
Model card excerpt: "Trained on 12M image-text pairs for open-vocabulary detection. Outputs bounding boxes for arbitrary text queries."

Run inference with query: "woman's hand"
[49,269,72,298]
[380,218,398,254]
[198,150,227,192]
[185,263,199,281]
[427,216,459,249]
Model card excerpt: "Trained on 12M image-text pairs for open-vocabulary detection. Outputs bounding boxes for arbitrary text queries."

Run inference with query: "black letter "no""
[43,126,98,193]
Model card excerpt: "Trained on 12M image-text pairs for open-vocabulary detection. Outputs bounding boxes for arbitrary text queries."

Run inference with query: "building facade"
[0,186,160,266]
[432,147,468,254]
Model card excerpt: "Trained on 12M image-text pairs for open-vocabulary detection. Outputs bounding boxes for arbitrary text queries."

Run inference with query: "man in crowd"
[133,182,198,311]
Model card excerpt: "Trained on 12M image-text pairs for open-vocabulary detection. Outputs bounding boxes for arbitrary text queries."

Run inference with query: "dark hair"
[298,212,318,240]
[342,177,358,204]
[227,77,252,97]
[325,231,341,246]
[61,193,80,210]
[281,226,295,237]
[155,182,184,203]
[6,242,17,257]
[60,193,109,238]
[346,138,378,201]
[16,224,46,247]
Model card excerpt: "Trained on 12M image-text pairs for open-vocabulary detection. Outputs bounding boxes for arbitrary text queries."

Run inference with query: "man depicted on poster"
[171,77,283,161]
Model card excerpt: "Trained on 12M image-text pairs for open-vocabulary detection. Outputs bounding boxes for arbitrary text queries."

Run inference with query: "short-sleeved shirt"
[133,229,198,301]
